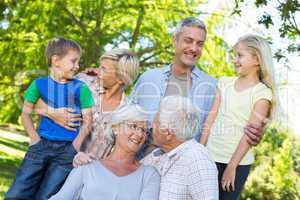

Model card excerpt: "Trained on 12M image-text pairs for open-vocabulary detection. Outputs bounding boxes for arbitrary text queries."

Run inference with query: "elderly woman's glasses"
[123,122,148,134]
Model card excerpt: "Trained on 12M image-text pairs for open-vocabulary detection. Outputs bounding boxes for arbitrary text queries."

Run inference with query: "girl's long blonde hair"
[235,34,277,119]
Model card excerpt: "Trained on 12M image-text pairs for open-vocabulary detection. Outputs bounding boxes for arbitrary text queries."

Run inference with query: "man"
[142,95,219,200]
[131,17,262,158]
[131,17,214,141]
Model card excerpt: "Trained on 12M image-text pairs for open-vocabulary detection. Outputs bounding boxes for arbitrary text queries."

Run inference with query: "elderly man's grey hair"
[175,17,207,39]
[104,104,148,144]
[159,96,199,141]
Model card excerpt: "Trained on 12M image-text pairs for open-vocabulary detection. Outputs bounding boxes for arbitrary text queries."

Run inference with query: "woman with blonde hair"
[200,34,276,200]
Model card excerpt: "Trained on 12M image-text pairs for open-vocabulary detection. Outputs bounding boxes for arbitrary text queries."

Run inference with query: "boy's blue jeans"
[5,138,77,200]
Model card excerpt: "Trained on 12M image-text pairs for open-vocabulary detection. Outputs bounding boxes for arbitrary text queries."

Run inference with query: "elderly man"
[142,96,219,200]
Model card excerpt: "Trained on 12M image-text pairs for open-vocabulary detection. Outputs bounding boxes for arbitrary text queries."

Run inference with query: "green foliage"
[0,0,199,123]
[258,13,273,29]
[1,0,202,72]
[0,152,22,198]
[200,12,235,77]
[0,0,235,124]
[241,125,300,200]
[233,0,300,65]
[233,0,300,62]
[0,131,28,198]
[234,0,300,39]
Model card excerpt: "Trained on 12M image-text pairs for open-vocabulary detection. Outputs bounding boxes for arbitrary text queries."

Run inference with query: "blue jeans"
[216,162,251,200]
[5,138,77,200]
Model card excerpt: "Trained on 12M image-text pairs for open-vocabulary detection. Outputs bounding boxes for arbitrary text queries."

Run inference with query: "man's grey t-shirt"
[49,160,160,200]
[164,73,189,97]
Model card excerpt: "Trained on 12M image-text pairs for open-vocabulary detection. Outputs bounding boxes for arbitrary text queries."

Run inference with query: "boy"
[5,37,93,200]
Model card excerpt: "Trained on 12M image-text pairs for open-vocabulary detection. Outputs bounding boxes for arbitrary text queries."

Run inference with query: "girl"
[200,34,276,200]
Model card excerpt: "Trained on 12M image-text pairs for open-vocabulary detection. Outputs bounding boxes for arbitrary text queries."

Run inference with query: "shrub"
[241,125,300,200]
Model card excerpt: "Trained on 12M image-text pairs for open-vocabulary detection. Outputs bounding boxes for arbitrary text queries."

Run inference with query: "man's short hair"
[175,17,207,38]
[159,96,199,141]
[45,37,81,67]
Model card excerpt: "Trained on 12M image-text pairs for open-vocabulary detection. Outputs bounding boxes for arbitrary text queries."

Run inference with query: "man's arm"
[72,108,92,152]
[21,102,40,145]
[244,123,264,146]
[200,89,220,145]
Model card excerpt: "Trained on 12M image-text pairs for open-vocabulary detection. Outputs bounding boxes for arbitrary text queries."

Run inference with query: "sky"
[200,0,300,134]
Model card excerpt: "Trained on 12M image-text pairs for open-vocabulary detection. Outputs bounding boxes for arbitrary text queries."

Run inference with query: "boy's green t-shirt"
[23,77,94,141]
[24,80,94,109]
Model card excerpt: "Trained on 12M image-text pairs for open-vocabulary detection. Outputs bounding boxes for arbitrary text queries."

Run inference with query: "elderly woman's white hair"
[100,49,140,87]
[159,96,199,140]
[104,103,148,143]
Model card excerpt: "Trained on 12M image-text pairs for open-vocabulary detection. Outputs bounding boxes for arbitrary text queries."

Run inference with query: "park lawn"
[0,129,28,199]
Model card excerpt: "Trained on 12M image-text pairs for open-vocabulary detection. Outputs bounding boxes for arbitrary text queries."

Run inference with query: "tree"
[199,11,236,77]
[0,0,233,124]
[0,0,202,71]
[233,0,300,62]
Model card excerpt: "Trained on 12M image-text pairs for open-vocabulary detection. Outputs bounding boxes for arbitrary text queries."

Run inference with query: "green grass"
[0,130,28,199]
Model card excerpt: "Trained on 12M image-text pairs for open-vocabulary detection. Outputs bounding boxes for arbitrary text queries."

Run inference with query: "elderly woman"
[35,49,139,160]
[49,104,160,200]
